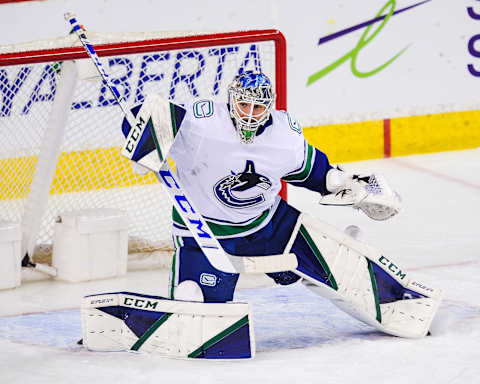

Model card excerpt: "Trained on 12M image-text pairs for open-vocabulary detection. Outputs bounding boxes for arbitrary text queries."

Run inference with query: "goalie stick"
[65,13,296,274]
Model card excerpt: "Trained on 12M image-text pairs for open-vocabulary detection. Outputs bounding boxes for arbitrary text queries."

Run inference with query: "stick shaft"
[64,12,237,273]
[65,13,134,125]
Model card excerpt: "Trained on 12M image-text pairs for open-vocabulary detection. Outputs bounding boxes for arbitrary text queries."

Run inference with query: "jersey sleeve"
[120,100,186,162]
[282,139,333,195]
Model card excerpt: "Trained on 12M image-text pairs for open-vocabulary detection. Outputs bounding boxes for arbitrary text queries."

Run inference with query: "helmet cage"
[228,72,275,144]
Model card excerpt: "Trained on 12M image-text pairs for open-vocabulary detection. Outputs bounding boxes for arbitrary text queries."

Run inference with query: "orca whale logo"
[214,160,272,209]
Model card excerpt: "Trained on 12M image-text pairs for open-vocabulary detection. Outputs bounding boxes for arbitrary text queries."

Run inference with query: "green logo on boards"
[306,0,426,85]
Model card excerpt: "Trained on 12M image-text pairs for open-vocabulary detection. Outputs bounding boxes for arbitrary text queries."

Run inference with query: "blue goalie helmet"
[228,71,275,144]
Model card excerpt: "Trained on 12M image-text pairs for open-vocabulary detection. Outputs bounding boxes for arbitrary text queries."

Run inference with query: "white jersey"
[169,101,307,238]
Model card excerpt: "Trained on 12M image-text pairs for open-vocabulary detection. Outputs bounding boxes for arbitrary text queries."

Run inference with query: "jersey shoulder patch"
[286,112,302,134]
[192,99,214,118]
[277,110,302,134]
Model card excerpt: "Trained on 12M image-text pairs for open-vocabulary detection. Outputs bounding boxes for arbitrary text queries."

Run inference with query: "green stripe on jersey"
[172,208,270,236]
[283,144,314,182]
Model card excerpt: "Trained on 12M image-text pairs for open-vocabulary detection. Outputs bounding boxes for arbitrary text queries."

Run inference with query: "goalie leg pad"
[289,213,442,338]
[82,292,255,359]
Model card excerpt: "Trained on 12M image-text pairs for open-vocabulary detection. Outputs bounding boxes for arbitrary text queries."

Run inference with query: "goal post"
[0,29,287,268]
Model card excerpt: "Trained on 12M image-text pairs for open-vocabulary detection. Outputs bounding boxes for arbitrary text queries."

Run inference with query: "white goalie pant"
[81,291,255,359]
[295,213,442,338]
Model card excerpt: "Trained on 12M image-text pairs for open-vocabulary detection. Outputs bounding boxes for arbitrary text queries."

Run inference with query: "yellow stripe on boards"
[1,147,157,201]
[303,120,384,163]
[2,109,479,201]
[390,110,480,157]
[302,109,480,162]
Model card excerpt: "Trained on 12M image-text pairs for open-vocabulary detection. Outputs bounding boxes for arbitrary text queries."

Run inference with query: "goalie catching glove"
[320,167,402,221]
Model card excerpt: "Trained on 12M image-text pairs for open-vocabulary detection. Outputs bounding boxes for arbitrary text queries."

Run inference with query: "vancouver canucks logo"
[214,160,272,209]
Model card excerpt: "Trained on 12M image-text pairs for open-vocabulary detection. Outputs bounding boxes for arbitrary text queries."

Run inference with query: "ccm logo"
[125,116,147,153]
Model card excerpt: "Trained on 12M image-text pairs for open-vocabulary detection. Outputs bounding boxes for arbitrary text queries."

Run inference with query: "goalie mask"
[228,71,275,144]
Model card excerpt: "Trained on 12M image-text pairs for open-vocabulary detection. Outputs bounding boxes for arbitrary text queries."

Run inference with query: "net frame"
[0,29,287,266]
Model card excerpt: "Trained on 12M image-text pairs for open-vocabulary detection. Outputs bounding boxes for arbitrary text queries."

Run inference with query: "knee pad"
[174,280,204,302]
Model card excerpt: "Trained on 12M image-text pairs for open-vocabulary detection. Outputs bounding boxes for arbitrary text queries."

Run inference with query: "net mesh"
[0,33,277,264]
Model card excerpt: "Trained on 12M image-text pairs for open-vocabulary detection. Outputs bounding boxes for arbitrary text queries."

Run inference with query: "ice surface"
[0,149,479,384]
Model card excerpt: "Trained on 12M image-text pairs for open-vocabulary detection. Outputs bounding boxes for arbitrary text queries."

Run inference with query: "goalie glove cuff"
[323,167,368,205]
[325,166,351,194]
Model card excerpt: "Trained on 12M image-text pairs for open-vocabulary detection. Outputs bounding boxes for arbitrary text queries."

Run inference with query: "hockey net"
[0,30,287,270]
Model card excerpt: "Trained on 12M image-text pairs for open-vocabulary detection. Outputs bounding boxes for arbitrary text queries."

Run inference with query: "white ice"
[0,149,479,384]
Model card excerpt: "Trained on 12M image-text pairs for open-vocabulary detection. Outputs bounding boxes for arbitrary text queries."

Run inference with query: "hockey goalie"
[81,71,442,359]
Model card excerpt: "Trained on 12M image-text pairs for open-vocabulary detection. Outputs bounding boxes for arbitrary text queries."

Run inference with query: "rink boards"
[303,109,480,163]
